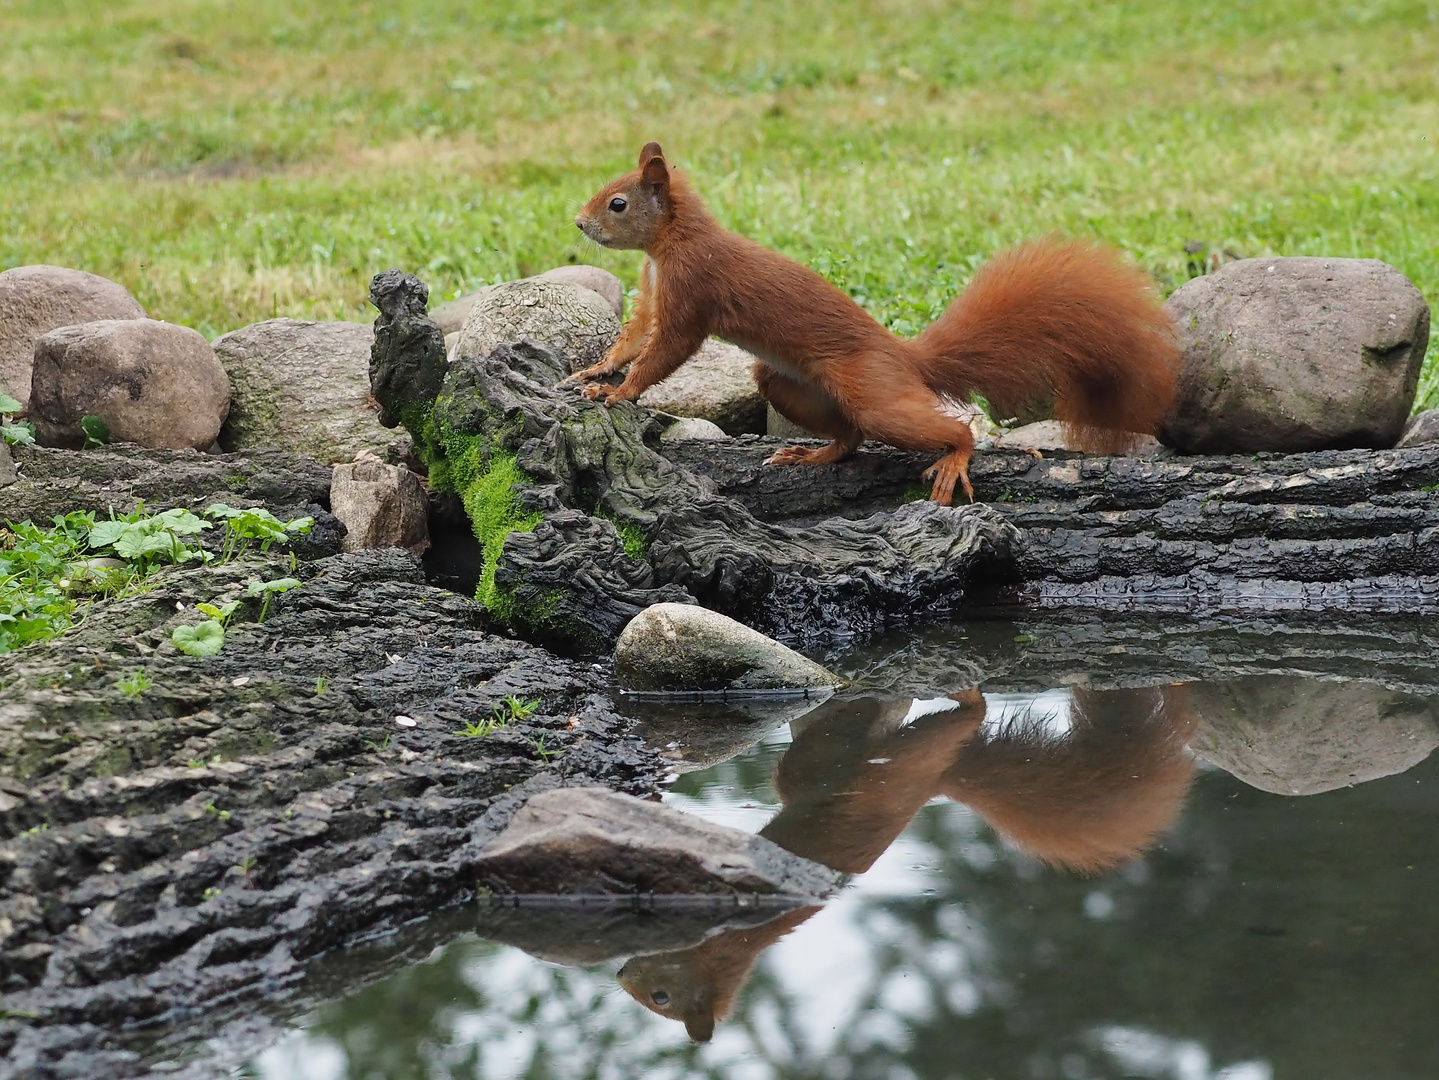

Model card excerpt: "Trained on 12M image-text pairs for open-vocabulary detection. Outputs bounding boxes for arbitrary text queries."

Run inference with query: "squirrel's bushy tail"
[913,238,1179,452]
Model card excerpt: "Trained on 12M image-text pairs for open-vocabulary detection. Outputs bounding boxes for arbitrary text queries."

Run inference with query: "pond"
[227,615,1439,1080]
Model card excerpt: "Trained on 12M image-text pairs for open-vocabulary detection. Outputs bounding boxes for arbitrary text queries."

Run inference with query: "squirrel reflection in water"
[618,685,1197,1042]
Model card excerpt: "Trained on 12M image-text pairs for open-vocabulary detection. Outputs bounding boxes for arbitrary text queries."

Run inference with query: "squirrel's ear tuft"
[641,153,670,189]
[639,141,665,167]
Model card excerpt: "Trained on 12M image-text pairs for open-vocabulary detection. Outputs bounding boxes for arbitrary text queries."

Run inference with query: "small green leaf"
[154,509,209,535]
[79,414,110,448]
[87,520,129,548]
[245,576,301,596]
[172,619,225,656]
[0,392,23,414]
[197,600,241,621]
[2,421,35,445]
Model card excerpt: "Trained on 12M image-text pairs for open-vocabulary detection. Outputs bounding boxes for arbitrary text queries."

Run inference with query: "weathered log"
[668,440,1439,617]
[0,548,667,1077]
[0,443,335,526]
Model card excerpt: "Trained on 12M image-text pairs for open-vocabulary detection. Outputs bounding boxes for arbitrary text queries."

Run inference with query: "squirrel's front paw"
[764,445,818,466]
[579,382,628,406]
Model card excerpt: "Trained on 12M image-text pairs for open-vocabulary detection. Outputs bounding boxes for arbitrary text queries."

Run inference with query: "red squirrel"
[566,142,1179,504]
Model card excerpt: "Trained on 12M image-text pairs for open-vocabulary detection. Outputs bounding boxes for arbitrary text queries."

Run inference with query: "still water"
[244,617,1439,1080]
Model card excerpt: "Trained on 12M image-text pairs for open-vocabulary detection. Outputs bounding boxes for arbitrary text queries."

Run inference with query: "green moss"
[599,512,648,560]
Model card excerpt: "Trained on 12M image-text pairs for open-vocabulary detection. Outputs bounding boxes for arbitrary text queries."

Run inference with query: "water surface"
[242,616,1439,1080]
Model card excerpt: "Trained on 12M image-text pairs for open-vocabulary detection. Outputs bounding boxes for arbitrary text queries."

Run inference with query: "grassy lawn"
[2,0,1436,399]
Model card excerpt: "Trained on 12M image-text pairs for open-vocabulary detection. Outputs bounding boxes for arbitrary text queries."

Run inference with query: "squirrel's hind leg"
[754,364,864,466]
[835,378,978,505]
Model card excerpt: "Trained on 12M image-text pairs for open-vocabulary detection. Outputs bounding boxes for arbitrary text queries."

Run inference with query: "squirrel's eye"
[609,197,628,213]
[651,990,670,1006]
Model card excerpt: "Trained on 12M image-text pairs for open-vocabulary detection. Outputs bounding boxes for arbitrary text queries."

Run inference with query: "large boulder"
[214,318,405,463]
[1190,675,1439,795]
[474,786,842,898]
[330,455,431,555]
[431,265,624,335]
[453,278,620,372]
[29,319,229,450]
[1160,257,1431,453]
[615,602,843,692]
[0,265,146,406]
[639,339,767,435]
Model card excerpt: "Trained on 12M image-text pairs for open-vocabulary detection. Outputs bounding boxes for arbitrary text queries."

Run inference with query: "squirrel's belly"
[723,336,814,385]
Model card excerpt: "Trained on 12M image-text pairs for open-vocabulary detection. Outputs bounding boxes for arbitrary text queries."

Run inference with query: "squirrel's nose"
[574,217,584,230]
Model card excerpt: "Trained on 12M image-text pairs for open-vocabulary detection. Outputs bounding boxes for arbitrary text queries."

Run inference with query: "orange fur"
[570,143,1180,503]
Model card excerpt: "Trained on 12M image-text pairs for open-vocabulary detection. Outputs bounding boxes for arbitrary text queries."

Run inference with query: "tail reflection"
[619,684,1196,1040]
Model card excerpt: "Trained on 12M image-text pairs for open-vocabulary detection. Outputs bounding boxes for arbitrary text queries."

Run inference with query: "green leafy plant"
[452,694,539,738]
[197,599,241,626]
[89,506,211,575]
[363,733,391,752]
[117,668,152,696]
[0,393,35,447]
[206,504,313,563]
[314,675,330,694]
[498,694,540,721]
[529,733,563,762]
[202,886,222,901]
[172,619,225,656]
[244,576,301,622]
[79,414,110,449]
[0,512,96,652]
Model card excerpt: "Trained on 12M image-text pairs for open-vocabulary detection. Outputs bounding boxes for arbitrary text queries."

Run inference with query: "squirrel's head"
[575,142,673,252]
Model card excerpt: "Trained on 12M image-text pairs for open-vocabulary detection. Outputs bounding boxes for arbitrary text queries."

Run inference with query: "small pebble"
[231,676,251,687]
[394,715,417,728]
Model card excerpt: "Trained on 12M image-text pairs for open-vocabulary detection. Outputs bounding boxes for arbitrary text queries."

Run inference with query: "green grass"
[2,1,1436,394]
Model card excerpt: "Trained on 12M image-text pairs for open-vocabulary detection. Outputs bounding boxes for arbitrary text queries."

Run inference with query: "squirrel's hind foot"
[764,438,859,468]
[922,451,975,505]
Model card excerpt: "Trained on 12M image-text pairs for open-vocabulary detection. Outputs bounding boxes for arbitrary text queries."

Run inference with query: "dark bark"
[669,440,1439,617]
[0,549,667,1078]
[1,444,335,527]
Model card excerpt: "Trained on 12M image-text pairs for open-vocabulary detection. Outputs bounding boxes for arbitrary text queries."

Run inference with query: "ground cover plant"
[0,504,311,653]
[0,0,1435,395]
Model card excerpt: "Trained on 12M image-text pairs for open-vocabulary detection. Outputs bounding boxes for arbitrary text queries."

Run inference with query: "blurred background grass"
[2,0,1436,401]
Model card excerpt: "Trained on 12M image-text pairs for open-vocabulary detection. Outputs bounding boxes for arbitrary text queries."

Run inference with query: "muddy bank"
[0,545,666,1079]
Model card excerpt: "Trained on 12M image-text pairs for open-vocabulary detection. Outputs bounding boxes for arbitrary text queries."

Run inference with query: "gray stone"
[659,415,729,442]
[214,318,407,463]
[766,402,813,440]
[474,786,843,898]
[431,287,494,336]
[628,692,833,773]
[616,602,842,692]
[536,264,624,318]
[330,455,431,555]
[1191,675,1439,795]
[431,265,624,336]
[29,319,229,451]
[639,339,767,435]
[995,419,1164,457]
[0,440,15,486]
[1160,257,1431,453]
[453,278,620,373]
[1396,408,1439,447]
[0,265,146,406]
[475,901,785,967]
[445,330,460,360]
